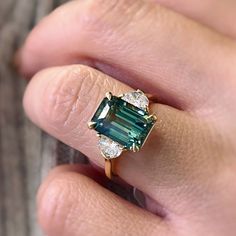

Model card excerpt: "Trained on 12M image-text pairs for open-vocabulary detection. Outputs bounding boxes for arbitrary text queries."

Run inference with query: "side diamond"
[98,135,123,159]
[121,90,149,110]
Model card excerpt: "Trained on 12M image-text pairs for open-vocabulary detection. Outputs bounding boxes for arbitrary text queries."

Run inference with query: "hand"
[18,0,236,235]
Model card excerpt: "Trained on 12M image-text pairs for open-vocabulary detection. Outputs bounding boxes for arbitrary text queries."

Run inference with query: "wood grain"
[0,1,139,235]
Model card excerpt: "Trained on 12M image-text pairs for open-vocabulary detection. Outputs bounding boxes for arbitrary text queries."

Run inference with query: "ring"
[88,90,157,179]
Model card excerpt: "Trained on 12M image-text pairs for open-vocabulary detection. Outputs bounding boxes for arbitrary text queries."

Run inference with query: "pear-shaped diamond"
[121,90,149,110]
[98,135,123,159]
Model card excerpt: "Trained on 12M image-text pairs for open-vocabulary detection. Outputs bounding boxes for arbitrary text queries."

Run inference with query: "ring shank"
[105,159,117,179]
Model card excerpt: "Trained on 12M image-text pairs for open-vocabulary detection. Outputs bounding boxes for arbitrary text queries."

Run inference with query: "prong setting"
[131,143,140,152]
[88,121,97,129]
[136,89,144,94]
[106,92,113,100]
[147,114,157,121]
[151,114,157,121]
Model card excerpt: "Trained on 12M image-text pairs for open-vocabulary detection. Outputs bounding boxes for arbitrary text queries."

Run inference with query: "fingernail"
[133,188,146,208]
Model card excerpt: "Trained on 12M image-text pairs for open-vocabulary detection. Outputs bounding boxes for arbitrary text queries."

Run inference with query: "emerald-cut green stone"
[91,96,156,150]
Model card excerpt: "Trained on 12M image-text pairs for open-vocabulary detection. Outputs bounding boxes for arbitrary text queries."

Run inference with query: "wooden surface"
[0,1,138,236]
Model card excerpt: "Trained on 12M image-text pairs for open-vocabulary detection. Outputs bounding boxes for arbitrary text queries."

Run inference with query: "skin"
[18,0,236,235]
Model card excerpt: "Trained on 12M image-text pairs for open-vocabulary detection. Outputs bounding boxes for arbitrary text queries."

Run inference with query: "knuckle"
[42,65,101,134]
[37,173,82,234]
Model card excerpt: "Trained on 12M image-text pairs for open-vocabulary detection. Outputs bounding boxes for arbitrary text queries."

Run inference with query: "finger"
[19,0,236,112]
[37,165,169,236]
[23,65,217,216]
[151,0,236,38]
[39,164,138,206]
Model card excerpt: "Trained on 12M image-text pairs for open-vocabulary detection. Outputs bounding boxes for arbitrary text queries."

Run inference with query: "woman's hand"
[18,0,236,235]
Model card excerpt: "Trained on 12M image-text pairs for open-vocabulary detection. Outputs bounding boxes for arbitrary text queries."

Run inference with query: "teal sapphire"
[90,95,156,151]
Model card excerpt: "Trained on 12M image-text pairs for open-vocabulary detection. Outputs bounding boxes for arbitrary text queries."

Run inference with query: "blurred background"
[0,1,138,236]
[0,1,86,236]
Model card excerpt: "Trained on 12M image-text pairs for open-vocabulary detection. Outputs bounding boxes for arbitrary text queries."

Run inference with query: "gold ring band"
[105,159,117,179]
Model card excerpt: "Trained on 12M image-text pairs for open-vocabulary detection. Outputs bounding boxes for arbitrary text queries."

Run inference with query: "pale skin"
[17,0,236,235]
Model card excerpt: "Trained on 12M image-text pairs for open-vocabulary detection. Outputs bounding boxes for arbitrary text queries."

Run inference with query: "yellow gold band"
[105,159,117,179]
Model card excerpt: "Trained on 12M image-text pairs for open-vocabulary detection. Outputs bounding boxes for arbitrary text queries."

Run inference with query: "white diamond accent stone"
[121,90,149,110]
[98,135,123,159]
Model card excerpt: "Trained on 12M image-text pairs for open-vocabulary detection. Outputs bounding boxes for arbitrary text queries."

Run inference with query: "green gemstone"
[91,96,156,150]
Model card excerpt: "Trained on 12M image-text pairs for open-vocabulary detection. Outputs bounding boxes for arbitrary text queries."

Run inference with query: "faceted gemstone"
[98,135,123,159]
[121,91,149,110]
[91,96,156,150]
